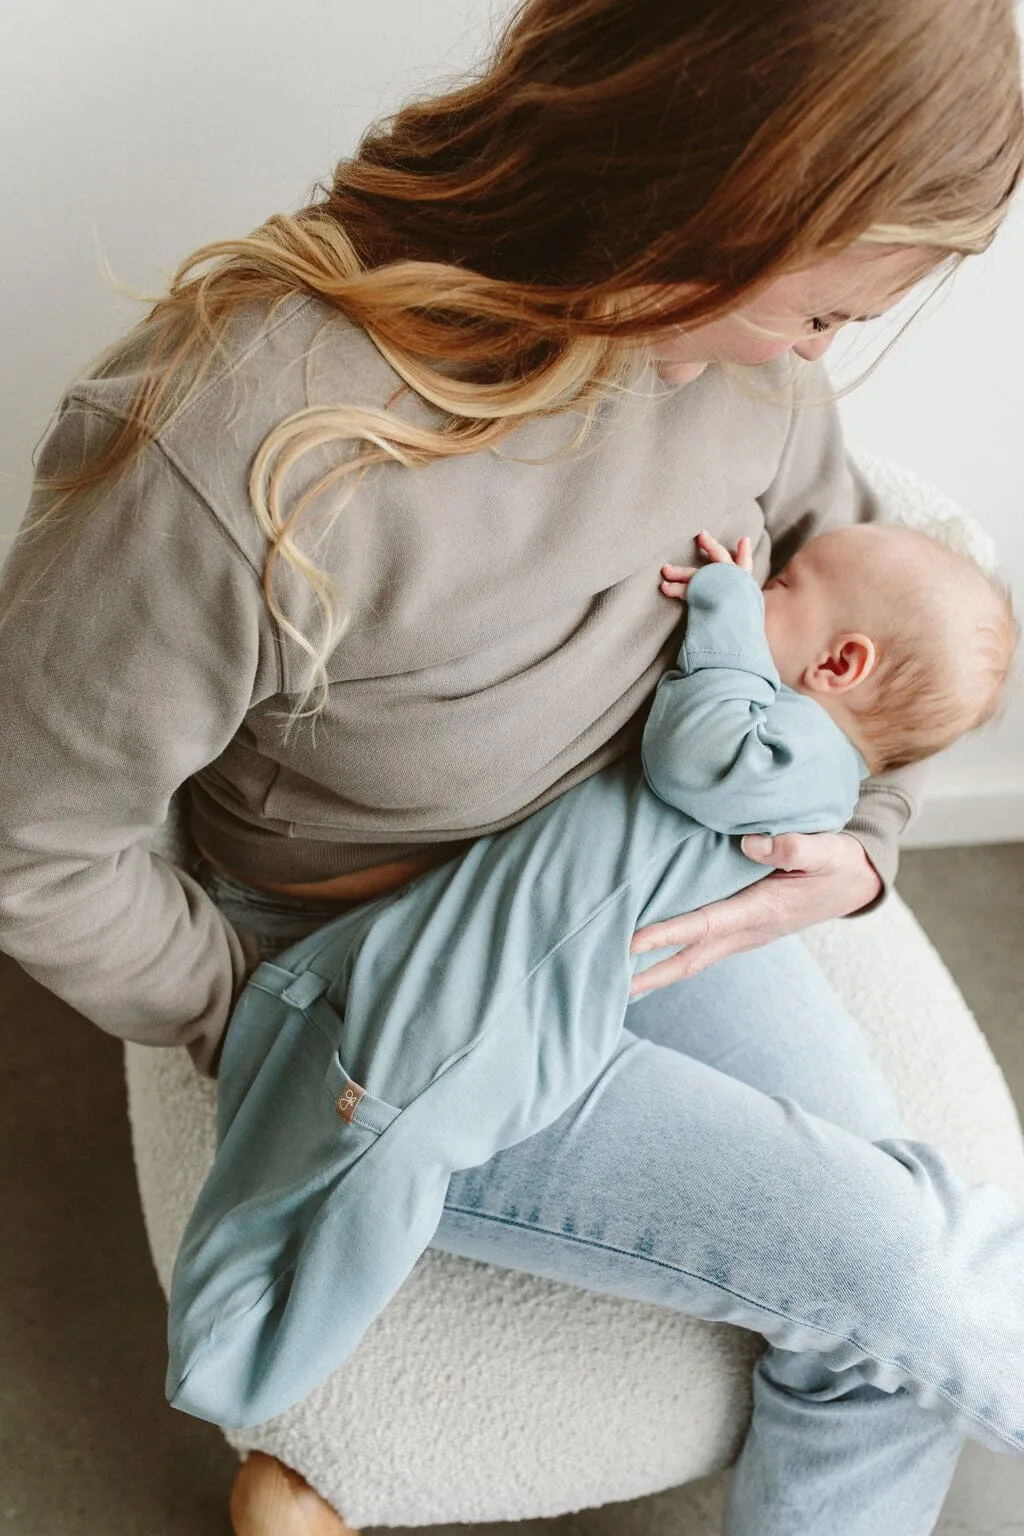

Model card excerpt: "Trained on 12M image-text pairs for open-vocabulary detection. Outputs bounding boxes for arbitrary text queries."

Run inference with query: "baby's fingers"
[736,535,754,573]
[696,530,733,563]
[660,562,696,600]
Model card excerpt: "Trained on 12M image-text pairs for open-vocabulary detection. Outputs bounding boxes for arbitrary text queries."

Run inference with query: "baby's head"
[763,523,1017,772]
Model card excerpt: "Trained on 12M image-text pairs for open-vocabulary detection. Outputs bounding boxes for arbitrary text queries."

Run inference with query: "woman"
[1,0,1022,1530]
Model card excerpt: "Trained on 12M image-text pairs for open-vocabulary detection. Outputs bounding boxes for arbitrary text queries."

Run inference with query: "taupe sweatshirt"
[0,295,918,1072]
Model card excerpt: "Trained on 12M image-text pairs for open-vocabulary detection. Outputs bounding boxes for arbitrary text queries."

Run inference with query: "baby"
[660,522,1014,779]
[168,520,1016,1428]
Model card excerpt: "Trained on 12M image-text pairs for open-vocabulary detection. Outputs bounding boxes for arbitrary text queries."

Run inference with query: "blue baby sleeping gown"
[166,562,867,1426]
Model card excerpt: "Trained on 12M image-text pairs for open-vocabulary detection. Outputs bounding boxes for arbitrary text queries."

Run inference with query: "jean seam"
[440,1202,1018,1453]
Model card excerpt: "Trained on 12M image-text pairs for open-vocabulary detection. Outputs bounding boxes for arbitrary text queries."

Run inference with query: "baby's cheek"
[750,536,772,587]
[762,597,793,675]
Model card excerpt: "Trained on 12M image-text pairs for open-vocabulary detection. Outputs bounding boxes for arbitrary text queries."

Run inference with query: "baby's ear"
[803,634,877,694]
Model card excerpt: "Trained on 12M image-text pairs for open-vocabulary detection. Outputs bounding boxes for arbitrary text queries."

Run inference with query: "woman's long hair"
[32,0,1024,721]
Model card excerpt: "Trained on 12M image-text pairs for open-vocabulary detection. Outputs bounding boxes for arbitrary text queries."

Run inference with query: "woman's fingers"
[628,935,743,993]
[628,832,883,995]
[628,886,764,993]
[740,831,832,873]
[630,901,718,958]
[628,887,770,993]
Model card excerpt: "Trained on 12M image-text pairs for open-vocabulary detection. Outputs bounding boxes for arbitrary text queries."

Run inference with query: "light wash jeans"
[196,857,1013,1536]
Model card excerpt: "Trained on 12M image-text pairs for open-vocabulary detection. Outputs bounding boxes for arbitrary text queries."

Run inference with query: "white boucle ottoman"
[126,460,1024,1528]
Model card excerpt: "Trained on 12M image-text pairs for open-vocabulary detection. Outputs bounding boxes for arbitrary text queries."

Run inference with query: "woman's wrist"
[837,832,886,916]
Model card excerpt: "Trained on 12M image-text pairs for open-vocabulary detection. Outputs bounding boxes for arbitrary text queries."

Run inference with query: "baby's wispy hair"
[844,525,1017,773]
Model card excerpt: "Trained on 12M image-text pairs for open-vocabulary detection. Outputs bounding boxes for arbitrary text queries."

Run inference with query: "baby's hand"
[697,530,755,572]
[660,532,754,600]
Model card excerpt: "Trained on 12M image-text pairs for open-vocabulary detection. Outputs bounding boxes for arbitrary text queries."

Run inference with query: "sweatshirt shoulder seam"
[67,293,318,429]
[58,400,285,695]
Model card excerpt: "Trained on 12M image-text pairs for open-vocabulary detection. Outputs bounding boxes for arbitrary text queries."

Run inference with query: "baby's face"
[762,524,1010,760]
[762,525,916,689]
[763,534,846,687]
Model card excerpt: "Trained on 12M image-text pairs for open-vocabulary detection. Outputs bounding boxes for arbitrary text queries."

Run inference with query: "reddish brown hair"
[29,0,1024,720]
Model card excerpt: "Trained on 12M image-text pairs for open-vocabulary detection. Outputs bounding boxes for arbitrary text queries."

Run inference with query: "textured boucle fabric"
[127,459,1023,1526]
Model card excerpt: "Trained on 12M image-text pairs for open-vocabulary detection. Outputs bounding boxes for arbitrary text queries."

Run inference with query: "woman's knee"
[628,936,906,1141]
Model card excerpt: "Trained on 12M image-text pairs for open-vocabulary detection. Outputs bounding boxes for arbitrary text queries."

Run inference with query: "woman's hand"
[628,831,882,995]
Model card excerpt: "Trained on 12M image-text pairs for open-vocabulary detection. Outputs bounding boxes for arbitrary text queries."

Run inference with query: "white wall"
[3,1,1022,847]
[833,212,1024,847]
[0,0,497,468]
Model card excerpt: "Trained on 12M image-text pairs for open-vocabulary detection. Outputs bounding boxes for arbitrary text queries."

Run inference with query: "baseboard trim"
[902,788,1024,849]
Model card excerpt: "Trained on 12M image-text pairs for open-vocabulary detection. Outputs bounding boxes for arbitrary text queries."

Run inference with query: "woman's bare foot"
[230,1451,359,1536]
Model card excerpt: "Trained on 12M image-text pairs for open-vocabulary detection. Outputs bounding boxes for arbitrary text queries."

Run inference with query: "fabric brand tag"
[335,1080,366,1124]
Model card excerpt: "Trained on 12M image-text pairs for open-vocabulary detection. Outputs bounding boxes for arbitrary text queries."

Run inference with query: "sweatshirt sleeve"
[0,400,279,1074]
[757,362,925,895]
[641,563,865,836]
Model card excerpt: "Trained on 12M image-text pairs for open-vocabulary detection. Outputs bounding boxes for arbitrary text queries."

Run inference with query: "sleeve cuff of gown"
[842,783,917,915]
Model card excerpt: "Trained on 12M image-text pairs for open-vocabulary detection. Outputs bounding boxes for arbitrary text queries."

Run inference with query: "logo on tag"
[336,1081,365,1124]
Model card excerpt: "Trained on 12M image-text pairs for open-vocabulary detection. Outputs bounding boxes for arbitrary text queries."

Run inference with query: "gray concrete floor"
[1,844,1022,1535]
